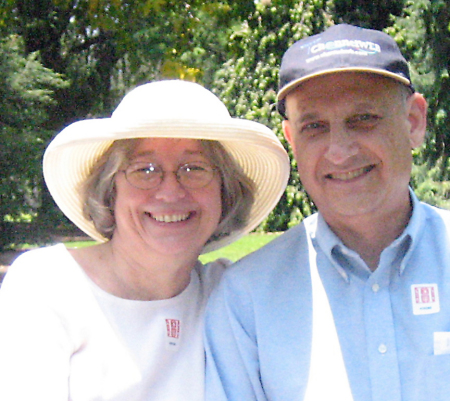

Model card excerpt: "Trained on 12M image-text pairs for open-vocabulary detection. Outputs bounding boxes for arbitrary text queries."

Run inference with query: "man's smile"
[326,165,375,181]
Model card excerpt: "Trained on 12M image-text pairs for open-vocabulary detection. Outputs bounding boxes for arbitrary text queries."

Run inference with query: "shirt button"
[372,283,380,293]
[378,344,387,354]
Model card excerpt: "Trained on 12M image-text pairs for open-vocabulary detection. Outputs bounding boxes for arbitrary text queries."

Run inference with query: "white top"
[0,244,227,401]
[304,229,353,401]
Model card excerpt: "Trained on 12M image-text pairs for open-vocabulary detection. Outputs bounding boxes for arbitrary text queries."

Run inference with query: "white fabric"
[304,233,354,401]
[0,244,227,401]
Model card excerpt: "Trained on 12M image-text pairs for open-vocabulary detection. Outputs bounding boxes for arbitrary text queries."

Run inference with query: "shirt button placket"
[364,279,402,401]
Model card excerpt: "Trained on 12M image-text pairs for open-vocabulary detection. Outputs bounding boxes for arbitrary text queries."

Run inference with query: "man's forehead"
[285,92,390,123]
[286,73,399,105]
[292,71,398,92]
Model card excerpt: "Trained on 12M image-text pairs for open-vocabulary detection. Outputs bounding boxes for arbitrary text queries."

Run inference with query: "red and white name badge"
[411,284,440,315]
[165,318,181,349]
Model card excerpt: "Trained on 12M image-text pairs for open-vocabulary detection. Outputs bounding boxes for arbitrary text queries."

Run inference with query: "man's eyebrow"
[292,112,321,129]
[298,112,320,121]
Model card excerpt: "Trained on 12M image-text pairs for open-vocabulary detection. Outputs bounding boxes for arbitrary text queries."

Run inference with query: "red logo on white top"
[165,319,180,339]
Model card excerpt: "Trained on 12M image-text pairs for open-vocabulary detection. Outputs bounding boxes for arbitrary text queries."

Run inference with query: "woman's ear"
[407,92,428,149]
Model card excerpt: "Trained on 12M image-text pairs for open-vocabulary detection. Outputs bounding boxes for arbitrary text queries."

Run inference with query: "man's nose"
[323,128,359,164]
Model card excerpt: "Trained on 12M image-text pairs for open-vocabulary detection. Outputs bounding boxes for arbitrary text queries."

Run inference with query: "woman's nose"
[153,172,187,202]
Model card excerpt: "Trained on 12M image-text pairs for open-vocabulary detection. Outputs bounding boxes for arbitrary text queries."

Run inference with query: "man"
[204,24,450,401]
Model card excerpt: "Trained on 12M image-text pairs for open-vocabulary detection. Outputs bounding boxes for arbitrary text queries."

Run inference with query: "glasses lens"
[178,162,215,188]
[126,163,161,189]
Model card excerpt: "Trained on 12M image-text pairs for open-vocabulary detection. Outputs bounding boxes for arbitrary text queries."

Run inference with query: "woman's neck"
[69,240,196,300]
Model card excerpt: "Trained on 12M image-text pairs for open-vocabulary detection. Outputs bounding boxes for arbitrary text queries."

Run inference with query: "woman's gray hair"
[81,138,256,246]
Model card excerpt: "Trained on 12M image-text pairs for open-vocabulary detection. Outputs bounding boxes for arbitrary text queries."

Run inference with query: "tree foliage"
[387,0,450,166]
[211,0,331,231]
[329,0,406,29]
[0,0,257,249]
[0,35,67,249]
[0,0,449,248]
[0,0,257,121]
[411,153,450,210]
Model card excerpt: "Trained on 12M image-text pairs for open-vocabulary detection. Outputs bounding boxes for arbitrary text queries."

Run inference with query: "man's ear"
[282,119,294,146]
[407,93,427,149]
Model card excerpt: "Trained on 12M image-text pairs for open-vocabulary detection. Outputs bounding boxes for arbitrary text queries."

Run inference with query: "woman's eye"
[184,164,207,172]
[129,164,160,177]
[137,166,155,173]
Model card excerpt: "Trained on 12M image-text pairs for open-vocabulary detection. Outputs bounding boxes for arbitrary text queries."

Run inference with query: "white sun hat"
[43,80,290,253]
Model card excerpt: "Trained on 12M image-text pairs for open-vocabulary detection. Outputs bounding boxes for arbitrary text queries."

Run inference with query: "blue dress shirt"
[205,192,450,401]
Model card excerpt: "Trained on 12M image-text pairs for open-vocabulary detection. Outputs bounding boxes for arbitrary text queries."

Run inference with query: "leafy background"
[0,0,449,251]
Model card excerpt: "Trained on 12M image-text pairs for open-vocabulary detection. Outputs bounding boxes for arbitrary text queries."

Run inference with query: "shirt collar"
[305,188,427,280]
[397,189,425,274]
[304,213,350,281]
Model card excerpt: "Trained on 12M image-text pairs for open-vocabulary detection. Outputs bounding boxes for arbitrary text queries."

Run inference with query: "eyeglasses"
[121,161,217,190]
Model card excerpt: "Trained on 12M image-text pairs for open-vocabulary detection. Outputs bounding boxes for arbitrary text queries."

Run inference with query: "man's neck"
[324,202,413,271]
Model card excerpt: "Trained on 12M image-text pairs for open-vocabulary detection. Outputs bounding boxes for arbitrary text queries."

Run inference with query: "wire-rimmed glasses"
[121,161,217,190]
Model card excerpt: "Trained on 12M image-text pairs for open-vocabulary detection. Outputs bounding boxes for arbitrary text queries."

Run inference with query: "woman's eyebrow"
[131,149,205,159]
[132,150,155,158]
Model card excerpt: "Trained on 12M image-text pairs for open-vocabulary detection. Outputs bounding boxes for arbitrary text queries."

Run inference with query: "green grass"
[64,233,281,264]
[199,232,281,264]
[64,241,96,249]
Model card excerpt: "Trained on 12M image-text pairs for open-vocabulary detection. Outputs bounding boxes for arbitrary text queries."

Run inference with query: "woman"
[0,80,289,401]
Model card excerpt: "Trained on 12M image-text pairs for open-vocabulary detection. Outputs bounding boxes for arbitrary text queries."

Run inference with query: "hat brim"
[43,118,290,254]
[277,67,412,101]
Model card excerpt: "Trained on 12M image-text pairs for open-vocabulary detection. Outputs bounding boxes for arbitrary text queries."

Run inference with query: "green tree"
[211,0,330,231]
[411,156,450,210]
[329,0,406,29]
[0,0,257,122]
[388,0,450,167]
[1,0,449,245]
[0,0,256,246]
[0,35,67,250]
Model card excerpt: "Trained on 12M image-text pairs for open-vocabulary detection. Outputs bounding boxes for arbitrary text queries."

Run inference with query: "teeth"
[152,213,190,223]
[329,166,372,181]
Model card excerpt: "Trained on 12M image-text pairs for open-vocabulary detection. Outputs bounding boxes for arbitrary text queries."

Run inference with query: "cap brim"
[277,67,412,101]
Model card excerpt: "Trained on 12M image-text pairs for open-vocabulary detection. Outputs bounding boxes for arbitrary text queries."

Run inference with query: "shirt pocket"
[423,354,450,399]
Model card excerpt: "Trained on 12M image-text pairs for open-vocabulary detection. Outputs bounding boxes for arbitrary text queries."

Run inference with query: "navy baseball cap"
[277,24,414,118]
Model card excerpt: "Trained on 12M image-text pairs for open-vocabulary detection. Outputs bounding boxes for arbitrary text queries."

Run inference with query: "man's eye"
[300,121,328,135]
[348,114,381,127]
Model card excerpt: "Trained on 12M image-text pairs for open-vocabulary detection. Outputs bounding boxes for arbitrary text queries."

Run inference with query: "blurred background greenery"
[61,233,282,264]
[0,0,449,251]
